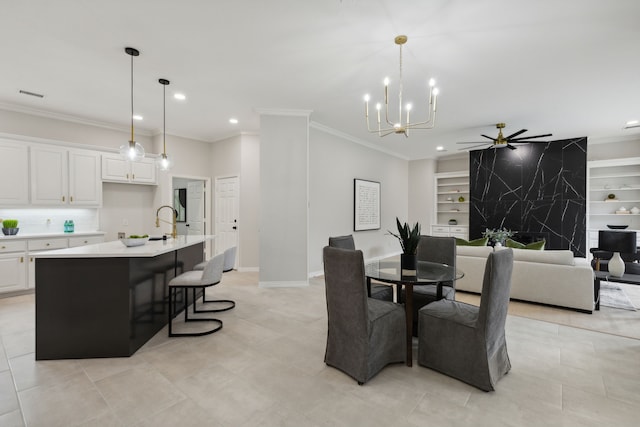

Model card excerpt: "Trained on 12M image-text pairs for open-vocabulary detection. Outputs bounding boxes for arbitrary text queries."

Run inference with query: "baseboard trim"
[259,280,309,288]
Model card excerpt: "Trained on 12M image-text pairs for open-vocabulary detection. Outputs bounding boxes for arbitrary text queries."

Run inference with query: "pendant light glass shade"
[156,78,172,171]
[119,47,145,162]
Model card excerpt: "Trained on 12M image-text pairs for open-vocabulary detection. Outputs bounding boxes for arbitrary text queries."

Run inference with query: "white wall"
[408,158,436,229]
[308,128,409,275]
[240,134,260,270]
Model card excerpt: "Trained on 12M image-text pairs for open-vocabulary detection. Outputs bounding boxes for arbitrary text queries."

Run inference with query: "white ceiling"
[1,0,639,159]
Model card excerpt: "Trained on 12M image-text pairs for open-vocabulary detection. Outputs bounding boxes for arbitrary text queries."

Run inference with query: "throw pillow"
[455,237,489,246]
[506,238,546,250]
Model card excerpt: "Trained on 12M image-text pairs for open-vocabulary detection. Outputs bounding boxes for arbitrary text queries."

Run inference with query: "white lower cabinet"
[431,225,469,239]
[0,241,28,292]
[0,234,104,294]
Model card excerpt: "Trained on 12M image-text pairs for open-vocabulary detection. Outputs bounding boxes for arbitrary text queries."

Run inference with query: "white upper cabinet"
[30,145,68,205]
[101,153,156,185]
[69,149,102,206]
[30,145,101,206]
[0,139,29,205]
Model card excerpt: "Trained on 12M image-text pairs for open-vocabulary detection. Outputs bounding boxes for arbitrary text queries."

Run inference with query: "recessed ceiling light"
[436,146,445,151]
[173,93,186,101]
[229,118,238,124]
[132,115,143,121]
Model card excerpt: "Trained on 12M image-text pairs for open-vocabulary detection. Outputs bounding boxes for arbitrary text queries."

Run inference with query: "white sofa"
[455,246,595,312]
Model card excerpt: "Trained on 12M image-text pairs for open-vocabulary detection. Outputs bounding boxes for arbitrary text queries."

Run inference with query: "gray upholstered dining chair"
[328,235,393,302]
[402,235,456,335]
[417,249,514,391]
[323,246,406,384]
[168,252,228,337]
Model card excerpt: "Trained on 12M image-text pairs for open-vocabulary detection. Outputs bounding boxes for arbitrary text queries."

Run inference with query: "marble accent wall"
[469,137,587,256]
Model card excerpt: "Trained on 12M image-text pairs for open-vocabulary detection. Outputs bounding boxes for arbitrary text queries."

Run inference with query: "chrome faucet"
[155,205,178,239]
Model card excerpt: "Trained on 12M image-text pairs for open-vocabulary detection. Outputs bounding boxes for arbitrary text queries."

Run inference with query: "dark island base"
[35,243,203,360]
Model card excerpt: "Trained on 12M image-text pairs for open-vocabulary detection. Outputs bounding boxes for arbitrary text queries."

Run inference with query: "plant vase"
[2,228,19,236]
[401,253,417,271]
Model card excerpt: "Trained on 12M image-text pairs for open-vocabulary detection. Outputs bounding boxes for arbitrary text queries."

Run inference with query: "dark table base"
[593,271,640,311]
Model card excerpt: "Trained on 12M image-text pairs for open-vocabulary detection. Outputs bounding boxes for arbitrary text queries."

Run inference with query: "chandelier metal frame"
[364,35,439,137]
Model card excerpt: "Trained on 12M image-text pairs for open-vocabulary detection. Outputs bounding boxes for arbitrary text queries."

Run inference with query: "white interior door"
[186,181,205,236]
[215,176,239,257]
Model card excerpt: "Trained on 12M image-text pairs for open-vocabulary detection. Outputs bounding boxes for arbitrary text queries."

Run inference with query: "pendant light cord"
[163,82,166,154]
[130,51,134,143]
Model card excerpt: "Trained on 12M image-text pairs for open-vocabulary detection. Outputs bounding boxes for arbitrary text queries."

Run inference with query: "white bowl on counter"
[120,237,149,247]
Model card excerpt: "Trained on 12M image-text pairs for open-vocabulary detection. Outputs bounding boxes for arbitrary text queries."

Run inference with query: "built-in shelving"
[587,157,640,251]
[432,171,469,239]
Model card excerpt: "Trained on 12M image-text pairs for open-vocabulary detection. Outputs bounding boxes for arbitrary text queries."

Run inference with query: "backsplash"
[0,208,99,234]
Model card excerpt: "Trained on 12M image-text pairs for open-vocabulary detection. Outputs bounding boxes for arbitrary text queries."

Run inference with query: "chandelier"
[119,47,146,161]
[364,35,439,137]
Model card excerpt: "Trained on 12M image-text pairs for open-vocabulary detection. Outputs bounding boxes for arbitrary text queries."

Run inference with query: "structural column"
[257,109,312,287]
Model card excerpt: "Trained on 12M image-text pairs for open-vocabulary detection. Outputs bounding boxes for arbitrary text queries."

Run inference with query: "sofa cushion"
[455,237,489,247]
[457,245,494,257]
[509,248,575,266]
[506,238,546,250]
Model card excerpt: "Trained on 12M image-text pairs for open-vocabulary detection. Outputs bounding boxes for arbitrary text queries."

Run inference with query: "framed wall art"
[354,178,380,231]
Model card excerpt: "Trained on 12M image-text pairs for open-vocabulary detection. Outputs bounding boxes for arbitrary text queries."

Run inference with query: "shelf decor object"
[363,35,439,137]
[119,47,146,162]
[156,78,172,171]
[598,230,637,277]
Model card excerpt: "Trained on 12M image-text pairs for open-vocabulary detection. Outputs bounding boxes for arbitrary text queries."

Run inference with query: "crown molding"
[309,121,410,161]
[0,101,154,137]
[254,108,313,117]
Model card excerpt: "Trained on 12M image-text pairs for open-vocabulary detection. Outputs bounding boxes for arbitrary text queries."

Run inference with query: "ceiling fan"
[457,123,552,150]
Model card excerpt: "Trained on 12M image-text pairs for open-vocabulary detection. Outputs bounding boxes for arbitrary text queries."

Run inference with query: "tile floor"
[1,272,640,426]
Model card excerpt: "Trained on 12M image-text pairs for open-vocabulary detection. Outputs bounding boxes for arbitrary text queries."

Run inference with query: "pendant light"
[157,78,172,171]
[119,47,146,161]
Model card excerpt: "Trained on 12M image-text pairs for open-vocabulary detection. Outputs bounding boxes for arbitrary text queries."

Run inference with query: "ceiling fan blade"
[481,134,497,141]
[506,144,517,150]
[459,143,490,150]
[457,141,487,144]
[509,133,552,141]
[505,129,527,139]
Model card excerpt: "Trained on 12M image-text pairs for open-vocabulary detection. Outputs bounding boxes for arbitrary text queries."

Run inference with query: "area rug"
[600,282,637,311]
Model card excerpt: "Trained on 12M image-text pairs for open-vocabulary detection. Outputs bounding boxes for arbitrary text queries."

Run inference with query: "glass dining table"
[365,258,464,366]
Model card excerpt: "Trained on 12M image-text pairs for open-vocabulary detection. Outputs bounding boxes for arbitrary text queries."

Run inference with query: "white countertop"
[33,235,214,258]
[0,231,105,241]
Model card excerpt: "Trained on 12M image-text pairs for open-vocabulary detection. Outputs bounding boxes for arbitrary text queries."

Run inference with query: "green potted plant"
[388,217,421,269]
[1,219,19,236]
[482,227,515,246]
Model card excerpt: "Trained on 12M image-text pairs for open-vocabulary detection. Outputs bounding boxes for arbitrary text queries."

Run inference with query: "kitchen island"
[34,236,213,360]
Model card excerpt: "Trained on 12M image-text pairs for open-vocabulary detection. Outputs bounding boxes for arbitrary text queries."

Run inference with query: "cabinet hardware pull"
[126,173,129,179]
[30,257,33,262]
[70,196,74,202]
[20,257,24,263]
[84,240,88,244]
[46,243,50,246]
[1,246,5,249]
[62,196,65,202]
[132,174,135,180]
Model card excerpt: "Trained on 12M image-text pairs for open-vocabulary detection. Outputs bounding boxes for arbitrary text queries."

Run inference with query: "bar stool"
[193,246,237,272]
[168,253,226,337]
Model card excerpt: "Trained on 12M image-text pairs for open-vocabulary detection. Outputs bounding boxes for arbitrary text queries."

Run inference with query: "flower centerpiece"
[1,219,19,236]
[482,227,515,246]
[388,217,421,269]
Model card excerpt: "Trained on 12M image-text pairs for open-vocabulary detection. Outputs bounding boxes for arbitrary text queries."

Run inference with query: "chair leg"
[168,286,223,337]
[197,286,236,313]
